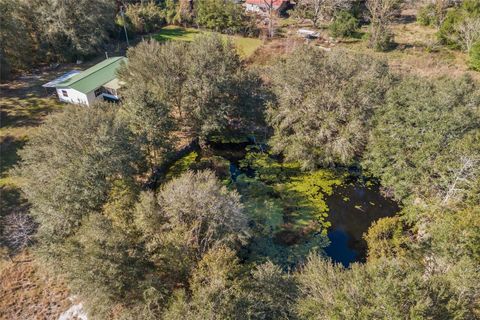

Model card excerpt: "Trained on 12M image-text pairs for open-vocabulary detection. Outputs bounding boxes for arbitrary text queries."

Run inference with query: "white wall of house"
[56,88,90,105]
[56,86,120,106]
[245,3,263,13]
[85,90,98,106]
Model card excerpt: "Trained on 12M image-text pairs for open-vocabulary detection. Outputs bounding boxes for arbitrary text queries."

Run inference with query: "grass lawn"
[153,25,263,58]
[1,90,63,217]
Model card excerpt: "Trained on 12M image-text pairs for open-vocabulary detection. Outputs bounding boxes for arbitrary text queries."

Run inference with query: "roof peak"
[62,57,124,87]
[56,56,127,94]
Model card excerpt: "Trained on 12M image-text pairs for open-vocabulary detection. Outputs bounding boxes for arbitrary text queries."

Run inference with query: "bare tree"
[457,16,480,52]
[3,212,36,251]
[433,0,456,26]
[293,0,353,27]
[366,0,402,51]
[263,0,277,38]
[441,156,479,205]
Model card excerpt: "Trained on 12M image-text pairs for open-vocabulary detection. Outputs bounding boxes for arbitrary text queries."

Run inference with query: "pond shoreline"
[150,139,400,268]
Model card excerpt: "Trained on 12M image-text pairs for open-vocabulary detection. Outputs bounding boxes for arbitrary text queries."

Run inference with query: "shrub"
[417,4,437,27]
[124,2,165,34]
[469,41,480,71]
[329,11,359,38]
[438,0,480,51]
[194,0,258,36]
[369,28,394,51]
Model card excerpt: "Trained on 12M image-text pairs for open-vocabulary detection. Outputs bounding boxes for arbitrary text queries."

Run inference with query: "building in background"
[244,0,291,15]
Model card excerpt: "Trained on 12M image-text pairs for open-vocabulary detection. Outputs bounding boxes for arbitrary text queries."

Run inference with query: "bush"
[417,4,437,27]
[369,28,394,51]
[194,0,258,36]
[123,2,165,34]
[469,41,480,71]
[438,0,480,50]
[329,11,358,38]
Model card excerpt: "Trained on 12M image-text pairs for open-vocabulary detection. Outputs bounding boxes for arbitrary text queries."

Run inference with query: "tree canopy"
[15,103,145,240]
[267,46,392,169]
[364,75,480,201]
[118,35,265,141]
[0,0,116,77]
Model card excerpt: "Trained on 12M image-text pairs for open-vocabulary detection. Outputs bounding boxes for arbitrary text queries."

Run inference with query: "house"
[244,0,291,15]
[42,57,126,106]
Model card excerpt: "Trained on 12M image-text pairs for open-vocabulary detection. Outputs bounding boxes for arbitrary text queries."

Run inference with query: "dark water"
[324,183,400,267]
[324,229,358,267]
[204,141,400,267]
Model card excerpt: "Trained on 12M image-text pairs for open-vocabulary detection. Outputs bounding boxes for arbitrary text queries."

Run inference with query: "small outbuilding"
[43,57,126,106]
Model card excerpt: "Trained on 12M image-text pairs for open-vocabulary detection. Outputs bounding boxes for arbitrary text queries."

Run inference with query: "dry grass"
[247,38,305,66]
[0,251,71,320]
[335,9,480,81]
[273,6,480,81]
[0,74,64,220]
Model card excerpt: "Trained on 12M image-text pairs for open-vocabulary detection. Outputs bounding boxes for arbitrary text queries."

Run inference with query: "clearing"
[153,25,263,58]
[1,74,64,218]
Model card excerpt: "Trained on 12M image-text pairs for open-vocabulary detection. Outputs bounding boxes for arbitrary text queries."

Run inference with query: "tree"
[456,16,480,52]
[408,202,480,319]
[35,0,116,60]
[267,46,392,169]
[366,0,402,51]
[440,156,479,205]
[120,89,177,169]
[60,213,151,319]
[469,41,480,71]
[418,0,460,28]
[1,0,117,77]
[292,0,354,28]
[118,36,265,140]
[363,76,480,201]
[242,261,298,319]
[263,0,278,38]
[0,0,40,78]
[296,255,432,319]
[122,1,165,34]
[194,0,256,35]
[163,246,244,320]
[2,212,36,252]
[364,216,409,261]
[15,103,145,240]
[158,170,250,257]
[438,0,480,51]
[329,10,359,38]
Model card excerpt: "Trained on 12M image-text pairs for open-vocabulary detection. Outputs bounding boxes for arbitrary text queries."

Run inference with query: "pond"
[324,182,399,267]
[162,140,400,268]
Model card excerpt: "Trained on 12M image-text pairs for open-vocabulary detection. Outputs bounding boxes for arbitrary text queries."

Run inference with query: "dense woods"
[10,36,479,318]
[1,0,479,319]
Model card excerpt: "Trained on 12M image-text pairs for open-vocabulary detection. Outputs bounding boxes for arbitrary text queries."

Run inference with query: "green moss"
[165,151,198,180]
[279,169,342,230]
[239,149,344,231]
[240,149,300,184]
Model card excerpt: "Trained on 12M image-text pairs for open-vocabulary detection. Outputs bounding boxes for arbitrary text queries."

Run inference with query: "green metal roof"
[56,57,127,94]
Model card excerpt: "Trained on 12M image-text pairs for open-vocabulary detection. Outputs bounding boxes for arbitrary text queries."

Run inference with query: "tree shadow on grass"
[153,27,200,42]
[1,97,61,130]
[0,184,29,218]
[0,136,26,179]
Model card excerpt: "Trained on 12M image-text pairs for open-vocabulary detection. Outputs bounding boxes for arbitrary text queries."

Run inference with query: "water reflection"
[324,183,399,267]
